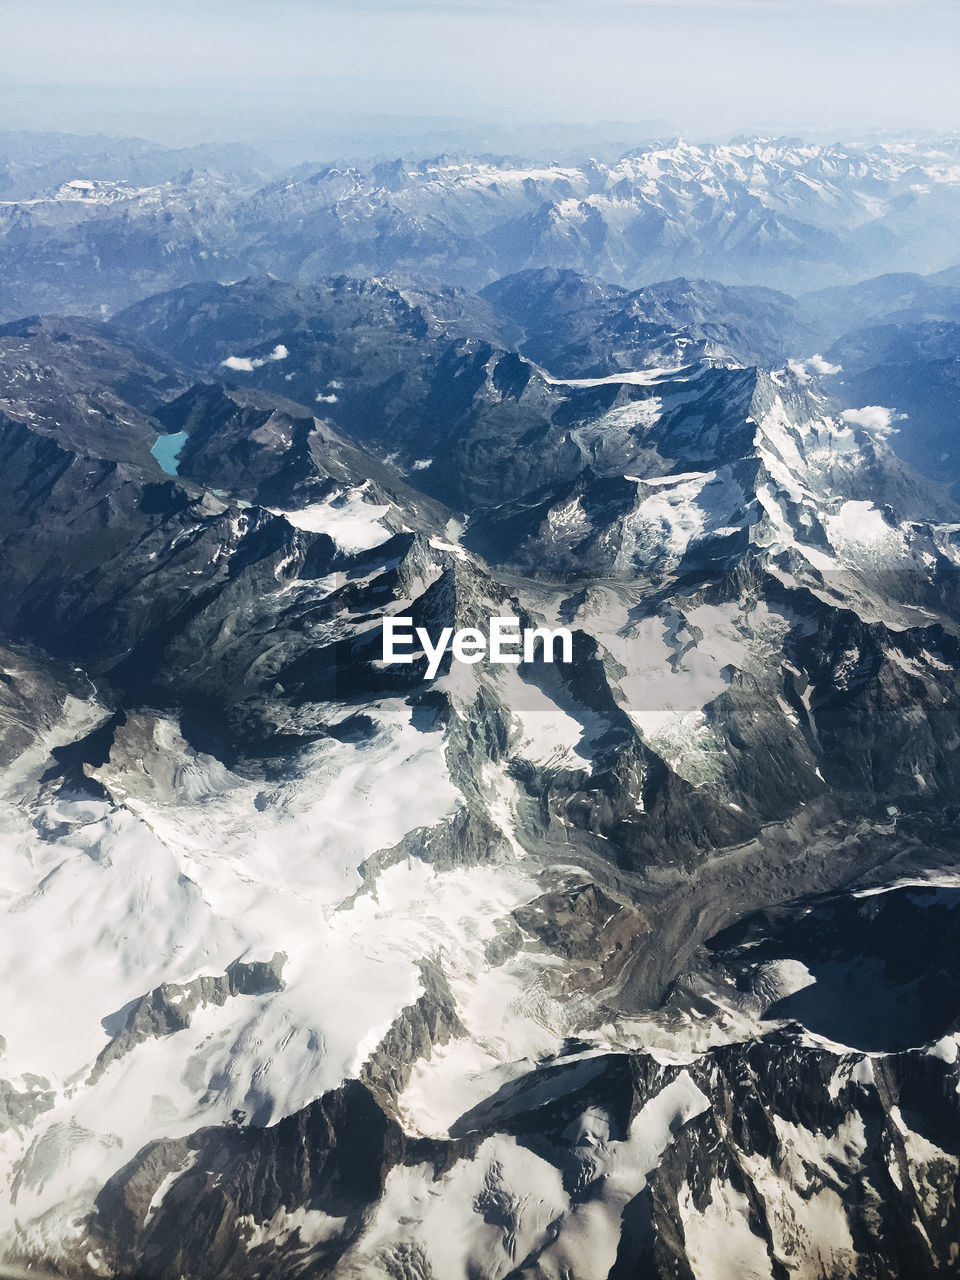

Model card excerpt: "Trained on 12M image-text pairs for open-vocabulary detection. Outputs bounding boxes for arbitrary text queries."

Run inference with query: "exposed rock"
[89,955,287,1085]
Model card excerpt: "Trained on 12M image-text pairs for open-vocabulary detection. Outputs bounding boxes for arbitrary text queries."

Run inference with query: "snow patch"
[278,486,392,553]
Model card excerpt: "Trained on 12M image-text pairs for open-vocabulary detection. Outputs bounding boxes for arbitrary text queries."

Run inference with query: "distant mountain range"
[5,136,960,317]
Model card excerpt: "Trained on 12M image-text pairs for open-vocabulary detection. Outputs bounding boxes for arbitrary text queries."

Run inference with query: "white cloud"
[221,344,288,373]
[788,353,842,381]
[841,405,904,435]
[808,353,842,376]
[316,392,339,404]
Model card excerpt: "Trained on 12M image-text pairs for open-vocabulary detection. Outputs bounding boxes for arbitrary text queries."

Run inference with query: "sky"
[2,0,959,155]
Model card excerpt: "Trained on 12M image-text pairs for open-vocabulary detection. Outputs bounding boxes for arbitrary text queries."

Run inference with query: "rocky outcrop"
[80,1033,960,1279]
[0,1077,55,1134]
[89,955,287,1085]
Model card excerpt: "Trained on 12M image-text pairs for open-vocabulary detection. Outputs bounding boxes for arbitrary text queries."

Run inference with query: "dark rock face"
[482,269,817,375]
[91,1081,405,1280]
[699,886,960,1053]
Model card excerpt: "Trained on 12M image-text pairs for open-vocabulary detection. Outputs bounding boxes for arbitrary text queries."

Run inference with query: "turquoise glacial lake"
[151,432,189,476]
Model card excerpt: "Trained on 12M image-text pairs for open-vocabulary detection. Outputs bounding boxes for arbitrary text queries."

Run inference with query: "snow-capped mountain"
[6,136,960,320]
[2,262,960,1278]
[239,137,960,293]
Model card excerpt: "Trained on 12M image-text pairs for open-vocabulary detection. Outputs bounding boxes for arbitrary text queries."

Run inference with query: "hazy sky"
[2,0,959,151]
